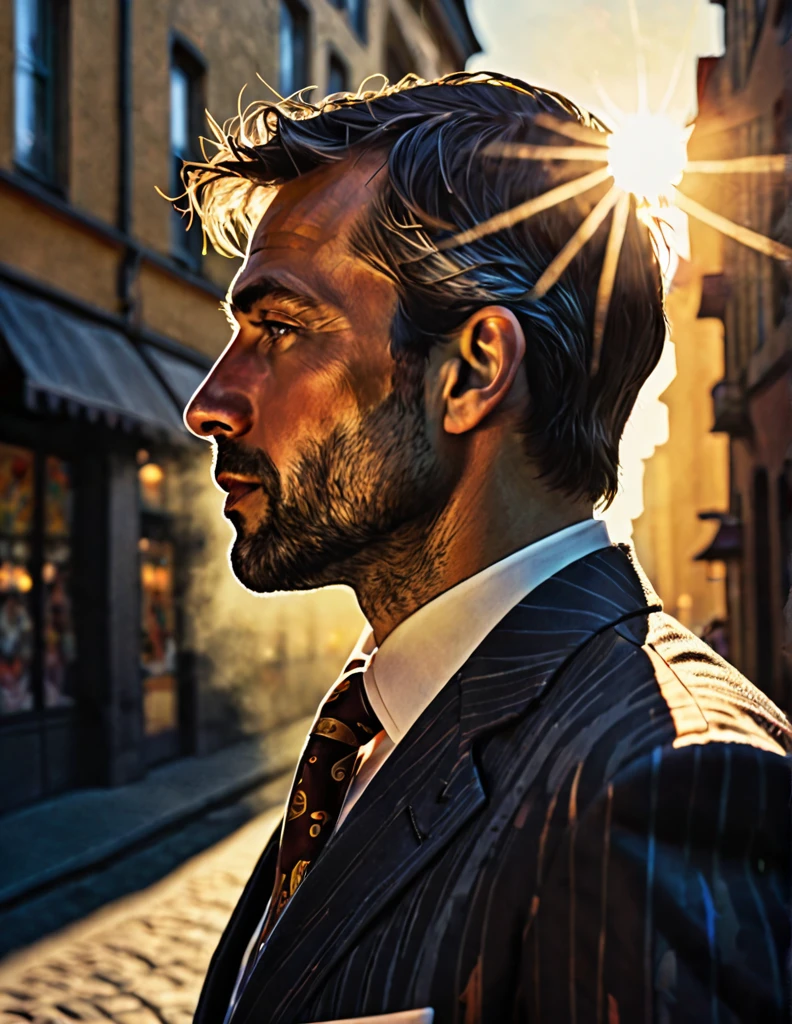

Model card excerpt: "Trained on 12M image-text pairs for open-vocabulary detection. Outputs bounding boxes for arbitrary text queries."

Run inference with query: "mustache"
[214,438,281,494]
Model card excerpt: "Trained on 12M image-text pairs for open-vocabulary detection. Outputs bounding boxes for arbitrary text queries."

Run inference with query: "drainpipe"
[117,0,139,321]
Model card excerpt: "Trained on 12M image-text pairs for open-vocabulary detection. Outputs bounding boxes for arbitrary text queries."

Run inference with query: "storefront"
[0,277,209,813]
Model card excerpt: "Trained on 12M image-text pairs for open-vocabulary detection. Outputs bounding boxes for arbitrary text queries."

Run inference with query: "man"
[183,73,791,1023]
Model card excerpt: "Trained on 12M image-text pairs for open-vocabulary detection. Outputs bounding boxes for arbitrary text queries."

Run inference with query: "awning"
[694,512,743,562]
[142,343,208,415]
[0,282,199,441]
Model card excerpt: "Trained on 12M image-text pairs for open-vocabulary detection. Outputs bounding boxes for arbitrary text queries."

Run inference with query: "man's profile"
[181,73,791,1024]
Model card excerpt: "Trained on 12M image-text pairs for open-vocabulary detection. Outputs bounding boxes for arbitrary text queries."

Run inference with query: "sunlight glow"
[460,0,790,542]
[592,190,632,375]
[607,113,689,204]
[529,185,620,300]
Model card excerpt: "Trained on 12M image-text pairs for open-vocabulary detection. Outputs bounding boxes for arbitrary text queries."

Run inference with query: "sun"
[607,113,690,205]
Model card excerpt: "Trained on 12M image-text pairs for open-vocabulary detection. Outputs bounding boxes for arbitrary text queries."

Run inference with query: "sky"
[467,0,723,127]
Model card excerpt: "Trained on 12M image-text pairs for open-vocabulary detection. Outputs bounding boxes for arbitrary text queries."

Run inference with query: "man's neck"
[353,465,593,645]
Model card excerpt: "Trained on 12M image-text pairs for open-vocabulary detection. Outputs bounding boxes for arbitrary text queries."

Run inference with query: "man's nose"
[184,370,254,440]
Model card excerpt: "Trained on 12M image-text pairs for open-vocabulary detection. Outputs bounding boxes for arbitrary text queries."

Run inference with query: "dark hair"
[183,71,667,506]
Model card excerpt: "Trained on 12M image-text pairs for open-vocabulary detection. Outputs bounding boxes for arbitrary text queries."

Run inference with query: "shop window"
[279,0,309,98]
[328,52,348,95]
[0,441,76,716]
[137,454,180,755]
[170,41,205,269]
[13,0,68,185]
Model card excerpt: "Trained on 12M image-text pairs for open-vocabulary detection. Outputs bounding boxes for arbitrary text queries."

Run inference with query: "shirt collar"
[358,518,611,744]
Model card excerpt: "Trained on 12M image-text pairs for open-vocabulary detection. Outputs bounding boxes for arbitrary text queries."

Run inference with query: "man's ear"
[440,305,527,436]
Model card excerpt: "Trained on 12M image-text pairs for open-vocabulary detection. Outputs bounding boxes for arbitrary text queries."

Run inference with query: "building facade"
[630,258,730,641]
[686,0,792,714]
[0,0,479,812]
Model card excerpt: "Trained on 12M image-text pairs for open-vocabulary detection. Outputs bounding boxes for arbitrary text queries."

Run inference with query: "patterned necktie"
[253,662,382,951]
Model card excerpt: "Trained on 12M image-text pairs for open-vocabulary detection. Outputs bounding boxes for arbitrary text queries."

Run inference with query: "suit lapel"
[233,544,660,1023]
[234,673,485,1024]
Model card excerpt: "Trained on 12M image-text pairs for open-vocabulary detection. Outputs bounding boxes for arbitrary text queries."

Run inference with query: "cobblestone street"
[0,807,281,1024]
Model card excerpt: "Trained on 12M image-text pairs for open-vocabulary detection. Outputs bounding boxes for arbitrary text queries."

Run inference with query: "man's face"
[185,154,455,594]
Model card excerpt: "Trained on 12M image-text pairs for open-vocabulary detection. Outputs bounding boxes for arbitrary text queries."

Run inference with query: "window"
[279,0,309,98]
[0,442,76,716]
[752,0,768,56]
[347,0,367,39]
[327,52,348,95]
[328,0,366,39]
[13,0,67,184]
[170,42,205,268]
[138,453,180,761]
[386,16,412,84]
[777,0,792,42]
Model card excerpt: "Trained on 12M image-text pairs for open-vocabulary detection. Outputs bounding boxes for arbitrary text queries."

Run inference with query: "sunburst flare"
[446,9,791,379]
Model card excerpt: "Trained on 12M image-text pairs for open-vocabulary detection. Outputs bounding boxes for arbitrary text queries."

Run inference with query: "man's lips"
[216,473,262,511]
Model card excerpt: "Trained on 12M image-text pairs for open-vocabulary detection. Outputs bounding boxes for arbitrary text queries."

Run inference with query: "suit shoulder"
[534,610,792,810]
[611,610,792,756]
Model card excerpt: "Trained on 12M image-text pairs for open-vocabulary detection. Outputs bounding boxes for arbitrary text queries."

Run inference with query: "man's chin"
[229,533,283,593]
[228,531,332,595]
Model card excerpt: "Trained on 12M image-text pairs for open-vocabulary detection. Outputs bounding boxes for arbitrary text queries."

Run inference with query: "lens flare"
[607,113,689,204]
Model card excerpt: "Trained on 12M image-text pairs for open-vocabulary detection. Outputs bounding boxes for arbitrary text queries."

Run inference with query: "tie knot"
[312,670,382,748]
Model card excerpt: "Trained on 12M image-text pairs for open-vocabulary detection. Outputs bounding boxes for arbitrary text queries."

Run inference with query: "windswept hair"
[180,71,666,507]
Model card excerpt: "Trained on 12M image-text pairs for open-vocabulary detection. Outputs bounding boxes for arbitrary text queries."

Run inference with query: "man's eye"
[253,319,297,344]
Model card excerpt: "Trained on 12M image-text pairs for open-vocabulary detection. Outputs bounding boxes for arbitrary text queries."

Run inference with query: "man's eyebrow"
[228,278,326,316]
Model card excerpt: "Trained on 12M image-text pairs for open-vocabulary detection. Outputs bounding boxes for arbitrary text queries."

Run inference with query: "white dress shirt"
[337,516,611,827]
[228,517,611,1018]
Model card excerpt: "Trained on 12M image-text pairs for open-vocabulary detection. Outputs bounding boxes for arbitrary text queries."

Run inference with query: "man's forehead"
[249,154,383,256]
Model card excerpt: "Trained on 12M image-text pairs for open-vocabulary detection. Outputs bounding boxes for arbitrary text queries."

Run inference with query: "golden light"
[138,462,164,487]
[154,566,171,590]
[606,113,689,205]
[13,566,33,593]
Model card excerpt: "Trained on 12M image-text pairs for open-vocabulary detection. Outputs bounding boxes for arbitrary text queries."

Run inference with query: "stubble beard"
[217,380,455,608]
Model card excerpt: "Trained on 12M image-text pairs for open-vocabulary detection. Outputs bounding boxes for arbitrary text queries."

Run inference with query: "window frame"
[326,0,366,41]
[13,0,69,192]
[385,14,413,85]
[327,48,350,96]
[169,34,207,272]
[279,0,310,99]
[346,0,367,41]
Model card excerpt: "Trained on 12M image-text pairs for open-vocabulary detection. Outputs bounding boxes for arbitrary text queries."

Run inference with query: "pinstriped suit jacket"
[195,544,792,1024]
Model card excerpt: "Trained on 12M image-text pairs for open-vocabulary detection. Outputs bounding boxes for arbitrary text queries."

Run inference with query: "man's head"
[184,72,666,600]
